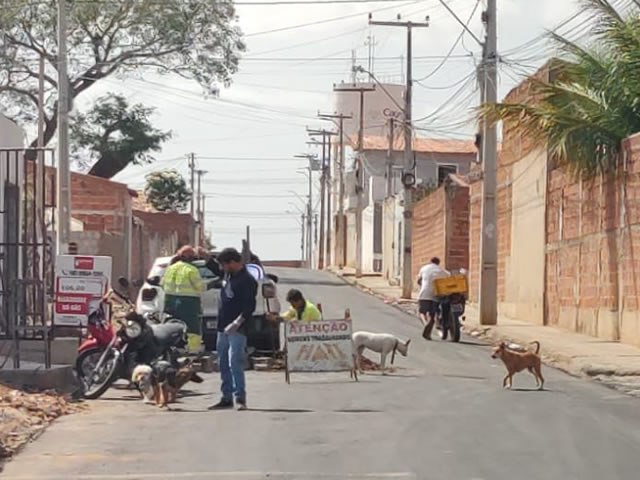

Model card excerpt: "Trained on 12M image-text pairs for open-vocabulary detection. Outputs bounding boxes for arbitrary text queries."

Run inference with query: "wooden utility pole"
[478,0,498,325]
[301,213,306,262]
[370,14,429,298]
[333,84,376,277]
[319,112,352,268]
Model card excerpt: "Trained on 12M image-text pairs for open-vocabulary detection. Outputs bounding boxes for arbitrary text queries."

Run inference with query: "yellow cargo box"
[433,274,468,296]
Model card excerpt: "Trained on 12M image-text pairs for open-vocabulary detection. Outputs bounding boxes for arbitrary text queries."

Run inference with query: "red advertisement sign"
[74,257,95,270]
[54,294,92,315]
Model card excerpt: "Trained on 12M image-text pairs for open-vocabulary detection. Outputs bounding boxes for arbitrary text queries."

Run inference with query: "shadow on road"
[248,408,314,413]
[278,277,348,287]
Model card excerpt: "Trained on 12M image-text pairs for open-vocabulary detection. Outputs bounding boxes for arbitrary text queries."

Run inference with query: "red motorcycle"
[74,286,130,388]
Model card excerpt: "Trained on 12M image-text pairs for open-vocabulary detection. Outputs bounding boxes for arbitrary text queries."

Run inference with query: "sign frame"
[283,312,358,384]
[54,255,112,327]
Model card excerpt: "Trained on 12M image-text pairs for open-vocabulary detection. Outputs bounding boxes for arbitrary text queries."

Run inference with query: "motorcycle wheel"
[80,348,121,400]
[449,312,461,343]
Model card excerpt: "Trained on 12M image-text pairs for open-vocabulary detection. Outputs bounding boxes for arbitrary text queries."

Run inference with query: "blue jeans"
[216,332,247,402]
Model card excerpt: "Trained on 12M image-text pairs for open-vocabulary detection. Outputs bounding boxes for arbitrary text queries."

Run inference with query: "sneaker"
[236,399,247,411]
[208,399,234,410]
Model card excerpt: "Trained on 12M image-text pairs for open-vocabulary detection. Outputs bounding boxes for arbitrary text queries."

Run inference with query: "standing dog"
[491,341,544,390]
[352,331,411,374]
[131,364,155,404]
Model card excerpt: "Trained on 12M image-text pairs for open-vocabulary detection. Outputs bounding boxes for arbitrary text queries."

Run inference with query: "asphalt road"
[3,268,640,480]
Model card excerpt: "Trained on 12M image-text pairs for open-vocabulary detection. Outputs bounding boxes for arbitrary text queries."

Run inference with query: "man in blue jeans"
[209,248,257,411]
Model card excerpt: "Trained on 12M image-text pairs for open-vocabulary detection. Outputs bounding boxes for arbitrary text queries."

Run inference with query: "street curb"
[330,271,640,396]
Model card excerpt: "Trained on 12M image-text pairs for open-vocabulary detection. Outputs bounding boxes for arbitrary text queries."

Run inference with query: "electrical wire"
[413,0,481,83]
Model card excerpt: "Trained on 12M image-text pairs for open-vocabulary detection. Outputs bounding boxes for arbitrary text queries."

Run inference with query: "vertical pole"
[196,169,206,245]
[401,24,414,299]
[318,135,326,270]
[301,213,306,262]
[201,193,206,246]
[246,225,251,259]
[56,0,71,255]
[479,0,498,325]
[338,117,346,268]
[189,154,196,244]
[355,90,365,278]
[307,169,313,268]
[386,117,395,197]
[326,134,333,267]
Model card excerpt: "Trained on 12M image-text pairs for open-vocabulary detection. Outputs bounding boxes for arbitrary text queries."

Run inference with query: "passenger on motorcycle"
[416,257,450,340]
[162,245,203,353]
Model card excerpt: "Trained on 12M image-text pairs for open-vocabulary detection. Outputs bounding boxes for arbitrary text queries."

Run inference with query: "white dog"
[352,331,411,374]
[131,364,154,404]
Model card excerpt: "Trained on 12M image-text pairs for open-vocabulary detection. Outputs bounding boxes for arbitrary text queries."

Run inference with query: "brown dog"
[491,341,544,390]
[165,363,204,403]
[150,360,204,408]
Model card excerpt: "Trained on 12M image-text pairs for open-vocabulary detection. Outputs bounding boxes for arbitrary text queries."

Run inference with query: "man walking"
[417,257,449,340]
[209,247,257,411]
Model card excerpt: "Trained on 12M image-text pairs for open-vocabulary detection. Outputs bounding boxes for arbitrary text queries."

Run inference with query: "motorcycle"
[438,292,465,343]
[76,278,188,400]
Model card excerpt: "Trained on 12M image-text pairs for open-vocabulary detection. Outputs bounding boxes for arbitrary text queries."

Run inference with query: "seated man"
[271,288,321,323]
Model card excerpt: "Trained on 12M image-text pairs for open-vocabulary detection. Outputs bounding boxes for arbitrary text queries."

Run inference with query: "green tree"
[0,1,244,147]
[480,0,640,177]
[72,93,171,178]
[144,169,192,212]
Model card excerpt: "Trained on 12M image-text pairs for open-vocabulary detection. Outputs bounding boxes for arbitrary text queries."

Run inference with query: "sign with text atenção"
[54,255,112,326]
[285,319,353,372]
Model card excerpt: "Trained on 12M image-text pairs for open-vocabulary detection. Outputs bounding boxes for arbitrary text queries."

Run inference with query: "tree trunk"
[88,154,129,179]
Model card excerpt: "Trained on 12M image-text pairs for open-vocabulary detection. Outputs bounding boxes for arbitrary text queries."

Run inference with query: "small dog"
[131,364,155,404]
[151,359,205,407]
[352,331,411,374]
[491,340,544,390]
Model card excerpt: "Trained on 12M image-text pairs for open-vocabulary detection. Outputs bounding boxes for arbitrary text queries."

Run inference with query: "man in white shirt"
[417,257,449,340]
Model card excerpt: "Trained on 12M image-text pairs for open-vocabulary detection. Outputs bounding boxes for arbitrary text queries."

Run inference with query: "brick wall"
[544,134,640,344]
[412,188,446,278]
[412,180,469,278]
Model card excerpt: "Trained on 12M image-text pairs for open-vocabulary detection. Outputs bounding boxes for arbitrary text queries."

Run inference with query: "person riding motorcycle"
[162,245,203,353]
[416,257,450,340]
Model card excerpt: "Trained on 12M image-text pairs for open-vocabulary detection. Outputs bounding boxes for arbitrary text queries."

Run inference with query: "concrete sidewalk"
[331,269,640,396]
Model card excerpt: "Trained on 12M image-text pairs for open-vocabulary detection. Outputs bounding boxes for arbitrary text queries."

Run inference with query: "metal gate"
[0,148,56,368]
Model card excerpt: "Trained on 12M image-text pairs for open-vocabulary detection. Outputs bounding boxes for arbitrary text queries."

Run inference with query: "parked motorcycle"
[76,278,188,400]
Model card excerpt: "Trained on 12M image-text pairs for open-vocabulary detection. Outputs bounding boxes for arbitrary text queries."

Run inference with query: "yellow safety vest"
[161,261,202,297]
[281,300,322,322]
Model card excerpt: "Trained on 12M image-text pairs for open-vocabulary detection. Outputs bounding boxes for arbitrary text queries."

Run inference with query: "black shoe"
[236,399,247,411]
[208,399,234,410]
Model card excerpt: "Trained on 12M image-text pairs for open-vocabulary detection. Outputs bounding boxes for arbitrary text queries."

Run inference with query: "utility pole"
[333,84,376,277]
[386,117,395,196]
[369,14,429,298]
[196,169,207,245]
[478,0,498,325]
[188,153,196,244]
[295,154,316,268]
[301,213,306,262]
[56,0,71,255]
[308,127,338,270]
[319,113,352,269]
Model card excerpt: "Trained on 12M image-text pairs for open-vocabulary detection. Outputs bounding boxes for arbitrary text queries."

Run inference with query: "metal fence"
[0,148,56,368]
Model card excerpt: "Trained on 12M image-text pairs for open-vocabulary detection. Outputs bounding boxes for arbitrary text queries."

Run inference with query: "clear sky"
[75,0,583,260]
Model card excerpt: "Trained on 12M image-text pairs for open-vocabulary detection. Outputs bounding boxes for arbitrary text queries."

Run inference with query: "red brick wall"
[133,210,192,247]
[446,184,470,271]
[543,134,640,343]
[412,188,446,279]
[412,183,469,279]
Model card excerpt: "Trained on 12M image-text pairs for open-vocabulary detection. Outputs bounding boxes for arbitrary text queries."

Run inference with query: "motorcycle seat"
[151,322,186,347]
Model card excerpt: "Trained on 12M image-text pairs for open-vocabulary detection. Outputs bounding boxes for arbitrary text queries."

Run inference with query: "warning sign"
[285,319,354,373]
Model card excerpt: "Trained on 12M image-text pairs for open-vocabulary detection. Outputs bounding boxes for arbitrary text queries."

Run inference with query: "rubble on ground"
[0,384,85,459]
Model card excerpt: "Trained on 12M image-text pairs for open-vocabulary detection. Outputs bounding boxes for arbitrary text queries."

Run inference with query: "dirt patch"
[0,384,86,459]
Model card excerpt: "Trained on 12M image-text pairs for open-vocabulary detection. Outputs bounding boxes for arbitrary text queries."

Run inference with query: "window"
[437,164,458,186]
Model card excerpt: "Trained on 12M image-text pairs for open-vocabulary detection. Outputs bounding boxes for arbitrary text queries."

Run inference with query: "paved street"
[3,268,640,480]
